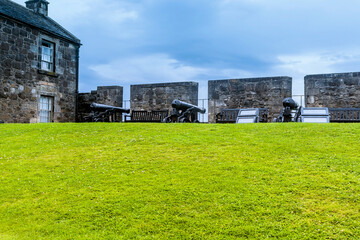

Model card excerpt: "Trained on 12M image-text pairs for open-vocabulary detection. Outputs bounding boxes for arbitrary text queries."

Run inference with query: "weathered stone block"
[305,72,360,108]
[130,82,199,111]
[78,86,124,121]
[208,77,292,122]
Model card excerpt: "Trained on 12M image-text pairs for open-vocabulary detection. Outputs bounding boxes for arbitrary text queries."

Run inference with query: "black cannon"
[274,98,301,122]
[163,100,206,123]
[85,103,130,122]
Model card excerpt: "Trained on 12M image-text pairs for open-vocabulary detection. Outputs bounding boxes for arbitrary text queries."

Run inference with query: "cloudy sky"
[14,0,360,99]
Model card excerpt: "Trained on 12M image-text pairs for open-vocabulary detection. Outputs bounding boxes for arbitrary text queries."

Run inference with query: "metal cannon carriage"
[85,103,130,122]
[162,100,206,123]
[274,97,301,123]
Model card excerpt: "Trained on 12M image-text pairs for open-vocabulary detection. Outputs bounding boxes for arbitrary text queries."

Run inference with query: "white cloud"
[12,0,139,27]
[89,54,252,85]
[89,54,205,83]
[271,50,360,94]
[99,9,138,23]
[273,50,360,78]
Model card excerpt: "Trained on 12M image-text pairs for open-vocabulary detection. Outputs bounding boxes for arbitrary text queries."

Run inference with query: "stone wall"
[78,86,123,121]
[305,72,360,108]
[0,15,79,123]
[208,77,292,122]
[77,91,97,121]
[130,82,198,111]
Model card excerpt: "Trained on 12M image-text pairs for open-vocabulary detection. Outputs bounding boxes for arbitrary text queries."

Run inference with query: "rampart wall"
[208,77,292,122]
[305,72,360,108]
[78,86,123,121]
[130,82,198,111]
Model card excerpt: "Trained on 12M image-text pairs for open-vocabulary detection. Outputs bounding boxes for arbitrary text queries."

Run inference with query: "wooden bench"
[216,108,268,123]
[125,110,169,123]
[329,108,360,122]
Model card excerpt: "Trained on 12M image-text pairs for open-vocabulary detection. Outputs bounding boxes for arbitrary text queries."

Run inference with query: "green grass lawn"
[0,123,360,239]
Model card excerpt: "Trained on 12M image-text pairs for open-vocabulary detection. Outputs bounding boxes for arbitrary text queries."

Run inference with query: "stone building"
[305,72,360,108]
[0,0,80,123]
[130,82,199,111]
[208,77,292,122]
[78,86,124,121]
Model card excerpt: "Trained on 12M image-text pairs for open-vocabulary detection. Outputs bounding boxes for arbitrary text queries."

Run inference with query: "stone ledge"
[305,72,360,79]
[37,69,59,78]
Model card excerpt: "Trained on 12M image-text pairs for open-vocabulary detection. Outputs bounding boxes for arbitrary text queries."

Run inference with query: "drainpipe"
[75,45,80,122]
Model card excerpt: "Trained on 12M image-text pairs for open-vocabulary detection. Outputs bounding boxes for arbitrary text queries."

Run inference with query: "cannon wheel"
[180,118,190,123]
[162,117,172,123]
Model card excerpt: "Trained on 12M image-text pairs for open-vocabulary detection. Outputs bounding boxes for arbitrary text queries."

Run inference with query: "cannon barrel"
[90,102,130,114]
[282,98,298,110]
[171,100,206,114]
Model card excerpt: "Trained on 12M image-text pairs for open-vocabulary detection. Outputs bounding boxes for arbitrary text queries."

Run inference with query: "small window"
[39,96,54,123]
[40,40,55,72]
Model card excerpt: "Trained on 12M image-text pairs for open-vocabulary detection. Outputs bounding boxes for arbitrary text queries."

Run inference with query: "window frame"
[40,39,55,73]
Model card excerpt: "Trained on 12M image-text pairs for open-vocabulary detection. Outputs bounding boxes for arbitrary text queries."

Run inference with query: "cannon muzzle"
[282,98,298,110]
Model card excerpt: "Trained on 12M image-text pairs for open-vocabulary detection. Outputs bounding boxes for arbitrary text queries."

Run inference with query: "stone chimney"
[25,0,49,16]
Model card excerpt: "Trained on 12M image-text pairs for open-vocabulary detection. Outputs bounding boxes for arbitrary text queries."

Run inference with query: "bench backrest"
[329,108,360,122]
[128,110,169,122]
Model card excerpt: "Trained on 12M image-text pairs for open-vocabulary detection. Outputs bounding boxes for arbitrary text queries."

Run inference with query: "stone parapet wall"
[78,86,123,121]
[208,77,292,122]
[0,15,79,123]
[77,91,97,121]
[96,86,123,106]
[305,72,360,108]
[130,82,199,111]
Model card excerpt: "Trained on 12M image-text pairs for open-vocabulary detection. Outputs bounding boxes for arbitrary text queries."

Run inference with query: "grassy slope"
[0,123,359,239]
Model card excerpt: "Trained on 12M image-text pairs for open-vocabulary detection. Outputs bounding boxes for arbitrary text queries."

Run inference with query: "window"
[40,40,54,72]
[39,96,54,123]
